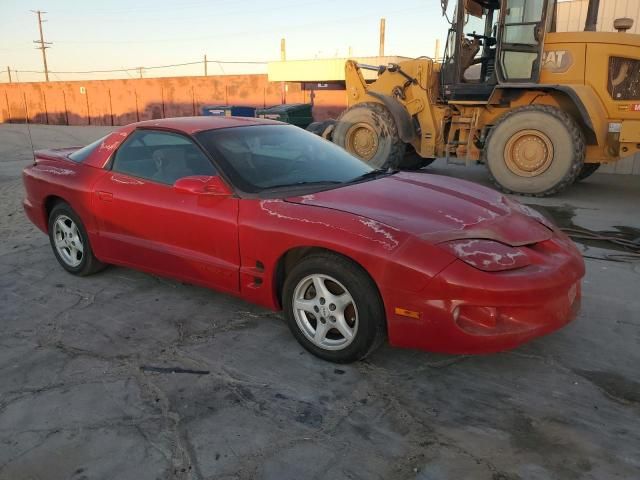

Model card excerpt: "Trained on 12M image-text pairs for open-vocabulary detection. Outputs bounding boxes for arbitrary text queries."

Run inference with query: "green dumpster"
[256,103,313,128]
[201,105,256,117]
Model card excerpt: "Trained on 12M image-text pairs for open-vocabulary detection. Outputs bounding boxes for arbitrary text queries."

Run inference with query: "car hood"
[286,172,552,246]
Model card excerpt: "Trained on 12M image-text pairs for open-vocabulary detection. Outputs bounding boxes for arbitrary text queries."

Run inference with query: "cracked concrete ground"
[1,124,639,480]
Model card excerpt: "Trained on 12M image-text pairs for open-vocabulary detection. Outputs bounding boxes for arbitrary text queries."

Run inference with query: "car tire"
[48,202,106,276]
[332,102,405,169]
[576,162,601,181]
[283,252,386,363]
[483,105,585,196]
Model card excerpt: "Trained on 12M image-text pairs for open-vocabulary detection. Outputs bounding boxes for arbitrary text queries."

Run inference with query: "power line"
[31,10,52,82]
[51,61,203,74]
[5,59,268,77]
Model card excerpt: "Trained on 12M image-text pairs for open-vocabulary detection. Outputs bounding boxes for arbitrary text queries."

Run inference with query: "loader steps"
[445,111,480,167]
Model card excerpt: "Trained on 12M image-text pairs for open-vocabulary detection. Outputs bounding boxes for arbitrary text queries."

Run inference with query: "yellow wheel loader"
[322,0,640,196]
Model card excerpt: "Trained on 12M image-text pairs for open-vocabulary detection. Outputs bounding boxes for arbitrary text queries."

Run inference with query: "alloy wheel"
[53,215,84,267]
[292,274,359,351]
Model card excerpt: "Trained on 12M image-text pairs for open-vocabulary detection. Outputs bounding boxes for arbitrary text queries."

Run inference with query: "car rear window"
[68,135,109,162]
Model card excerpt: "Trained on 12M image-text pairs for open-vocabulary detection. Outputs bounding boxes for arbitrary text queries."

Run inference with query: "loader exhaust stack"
[584,0,600,32]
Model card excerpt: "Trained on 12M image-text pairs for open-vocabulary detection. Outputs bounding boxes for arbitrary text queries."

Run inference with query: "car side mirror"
[174,175,232,196]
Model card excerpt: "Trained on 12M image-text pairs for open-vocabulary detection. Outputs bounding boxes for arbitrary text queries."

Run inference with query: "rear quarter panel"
[22,127,132,239]
[23,158,107,238]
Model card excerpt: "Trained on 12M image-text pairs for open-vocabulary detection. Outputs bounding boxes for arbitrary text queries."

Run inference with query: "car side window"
[111,130,217,185]
[140,131,192,146]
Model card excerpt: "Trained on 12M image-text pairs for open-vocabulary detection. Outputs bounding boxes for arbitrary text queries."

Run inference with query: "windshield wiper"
[349,167,398,183]
[261,180,342,191]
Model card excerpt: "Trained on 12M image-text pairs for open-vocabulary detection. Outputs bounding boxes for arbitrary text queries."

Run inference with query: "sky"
[0,0,452,83]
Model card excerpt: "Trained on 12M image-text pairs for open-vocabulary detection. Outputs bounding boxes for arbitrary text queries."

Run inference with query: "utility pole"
[379,18,386,57]
[7,66,12,83]
[138,67,143,78]
[204,54,208,76]
[280,38,286,104]
[31,10,52,82]
[280,38,286,61]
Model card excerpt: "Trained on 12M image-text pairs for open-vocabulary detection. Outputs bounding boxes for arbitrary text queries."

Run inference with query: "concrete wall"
[0,74,347,126]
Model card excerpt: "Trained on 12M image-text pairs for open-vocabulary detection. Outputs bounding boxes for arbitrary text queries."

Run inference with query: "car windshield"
[68,134,110,162]
[195,124,375,193]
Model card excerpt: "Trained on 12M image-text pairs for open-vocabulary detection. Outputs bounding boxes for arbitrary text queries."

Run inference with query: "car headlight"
[440,239,531,272]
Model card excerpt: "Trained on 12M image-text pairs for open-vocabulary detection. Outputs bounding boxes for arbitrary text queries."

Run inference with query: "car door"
[92,128,240,293]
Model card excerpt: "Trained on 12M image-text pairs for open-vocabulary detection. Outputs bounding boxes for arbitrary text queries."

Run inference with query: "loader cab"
[441,0,555,101]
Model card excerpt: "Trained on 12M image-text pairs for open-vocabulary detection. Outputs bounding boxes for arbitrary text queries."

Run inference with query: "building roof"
[268,56,414,82]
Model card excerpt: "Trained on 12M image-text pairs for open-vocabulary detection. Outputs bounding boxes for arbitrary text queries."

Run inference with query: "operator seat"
[460,37,481,77]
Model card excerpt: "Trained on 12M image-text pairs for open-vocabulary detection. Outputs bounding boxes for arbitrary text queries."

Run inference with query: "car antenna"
[22,92,36,164]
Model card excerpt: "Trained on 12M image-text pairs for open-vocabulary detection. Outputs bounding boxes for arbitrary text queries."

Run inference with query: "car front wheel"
[283,253,386,363]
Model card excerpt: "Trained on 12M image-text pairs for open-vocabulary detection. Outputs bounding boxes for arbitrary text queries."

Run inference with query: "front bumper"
[383,236,585,354]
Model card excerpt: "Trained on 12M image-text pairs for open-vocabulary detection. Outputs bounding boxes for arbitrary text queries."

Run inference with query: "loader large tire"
[576,162,601,181]
[483,105,585,196]
[333,102,405,169]
[306,120,336,140]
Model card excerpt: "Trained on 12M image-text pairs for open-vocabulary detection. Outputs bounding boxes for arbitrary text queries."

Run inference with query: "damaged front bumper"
[382,234,586,354]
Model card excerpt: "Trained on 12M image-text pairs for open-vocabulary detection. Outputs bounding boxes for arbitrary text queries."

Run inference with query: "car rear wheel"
[283,253,386,363]
[48,202,106,276]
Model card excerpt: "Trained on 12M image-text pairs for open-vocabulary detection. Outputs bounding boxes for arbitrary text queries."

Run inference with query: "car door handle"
[97,191,113,201]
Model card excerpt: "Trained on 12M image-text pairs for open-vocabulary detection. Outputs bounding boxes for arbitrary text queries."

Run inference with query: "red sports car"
[22,116,585,363]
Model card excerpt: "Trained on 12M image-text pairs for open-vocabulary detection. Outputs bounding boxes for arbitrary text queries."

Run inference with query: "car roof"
[131,115,283,134]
